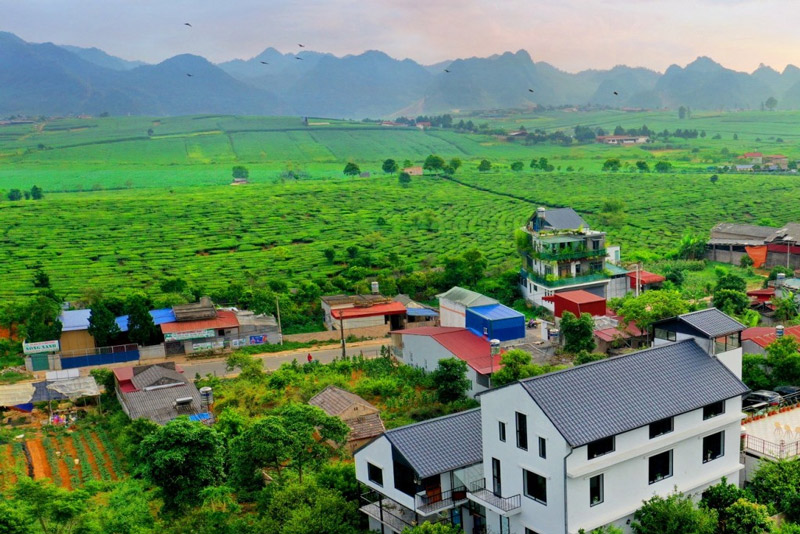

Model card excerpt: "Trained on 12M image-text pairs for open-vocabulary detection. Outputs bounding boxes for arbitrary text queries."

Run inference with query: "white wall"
[400,334,487,398]
[742,340,766,356]
[355,435,415,511]
[439,298,467,328]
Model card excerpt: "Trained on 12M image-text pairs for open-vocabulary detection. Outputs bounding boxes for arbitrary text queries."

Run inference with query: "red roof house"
[544,290,607,318]
[626,270,666,290]
[160,309,239,338]
[331,302,407,320]
[741,325,800,351]
[393,327,503,375]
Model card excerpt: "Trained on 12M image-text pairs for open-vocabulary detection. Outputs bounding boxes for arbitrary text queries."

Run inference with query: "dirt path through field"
[78,434,101,479]
[90,433,118,480]
[27,439,52,480]
[0,444,16,488]
[55,451,71,490]
[61,436,83,485]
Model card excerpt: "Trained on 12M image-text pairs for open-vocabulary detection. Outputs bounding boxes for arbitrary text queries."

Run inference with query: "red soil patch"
[55,449,72,490]
[77,434,102,480]
[90,433,118,480]
[27,439,52,481]
[0,444,17,488]
[61,436,83,486]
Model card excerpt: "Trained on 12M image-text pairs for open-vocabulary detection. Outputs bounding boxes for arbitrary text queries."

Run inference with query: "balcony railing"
[534,248,607,261]
[360,491,451,532]
[467,478,521,513]
[743,435,800,459]
[521,268,610,288]
[415,485,468,515]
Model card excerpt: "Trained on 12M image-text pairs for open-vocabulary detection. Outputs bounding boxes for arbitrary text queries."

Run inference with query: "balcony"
[466,478,521,515]
[534,248,607,262]
[360,491,453,532]
[522,268,610,288]
[415,486,468,515]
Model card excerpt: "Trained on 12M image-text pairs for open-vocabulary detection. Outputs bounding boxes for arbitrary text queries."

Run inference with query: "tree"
[710,174,719,184]
[617,290,689,333]
[7,189,22,201]
[13,478,89,534]
[30,185,44,200]
[17,294,63,342]
[748,458,800,521]
[226,351,265,381]
[33,268,50,288]
[449,158,462,171]
[510,161,524,171]
[675,232,708,260]
[126,293,160,346]
[261,479,360,534]
[742,353,771,390]
[720,498,773,534]
[323,247,336,263]
[230,416,293,493]
[636,161,650,172]
[403,524,464,534]
[766,96,778,111]
[398,172,411,186]
[346,245,359,259]
[423,154,445,174]
[772,291,798,322]
[276,403,349,482]
[713,289,750,316]
[602,158,621,172]
[560,311,596,354]
[381,158,398,174]
[716,272,747,293]
[139,417,226,511]
[654,161,673,173]
[343,162,360,176]
[430,358,471,403]
[632,491,717,534]
[478,159,492,172]
[87,301,121,347]
[0,500,32,534]
[679,106,688,119]
[492,349,551,386]
[231,165,249,179]
[765,336,800,386]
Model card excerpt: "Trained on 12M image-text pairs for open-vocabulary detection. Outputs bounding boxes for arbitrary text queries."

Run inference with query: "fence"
[60,344,139,369]
[744,434,800,459]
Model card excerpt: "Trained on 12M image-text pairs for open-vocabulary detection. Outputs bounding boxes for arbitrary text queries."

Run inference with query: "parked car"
[774,385,800,398]
[742,390,782,409]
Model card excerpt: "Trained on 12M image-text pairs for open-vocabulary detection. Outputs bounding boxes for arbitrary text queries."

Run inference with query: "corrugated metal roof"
[406,308,439,317]
[331,302,407,319]
[59,309,92,332]
[519,340,749,447]
[115,308,177,332]
[677,308,745,337]
[399,327,501,375]
[467,304,524,321]
[710,223,777,240]
[160,310,239,334]
[383,409,482,478]
[437,287,498,308]
[553,290,605,305]
[118,364,203,425]
[627,270,666,286]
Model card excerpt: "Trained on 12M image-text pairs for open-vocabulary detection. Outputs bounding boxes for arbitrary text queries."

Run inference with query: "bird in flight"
[444,69,451,73]
[295,56,304,60]
[186,73,193,77]
[528,89,534,93]
[298,43,305,47]
[184,22,192,27]
[613,91,619,95]
[260,61,269,65]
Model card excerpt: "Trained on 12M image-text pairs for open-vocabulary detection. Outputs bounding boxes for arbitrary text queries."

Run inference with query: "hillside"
[2,32,800,117]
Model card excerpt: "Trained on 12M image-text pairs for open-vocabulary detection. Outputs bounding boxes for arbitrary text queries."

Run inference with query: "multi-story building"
[356,308,748,534]
[519,207,628,310]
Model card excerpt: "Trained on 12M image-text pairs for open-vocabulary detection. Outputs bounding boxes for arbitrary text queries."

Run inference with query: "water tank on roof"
[200,386,214,405]
[371,281,380,294]
[777,325,785,338]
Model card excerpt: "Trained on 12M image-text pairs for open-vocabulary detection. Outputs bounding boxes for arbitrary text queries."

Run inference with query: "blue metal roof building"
[465,304,525,342]
[115,308,177,332]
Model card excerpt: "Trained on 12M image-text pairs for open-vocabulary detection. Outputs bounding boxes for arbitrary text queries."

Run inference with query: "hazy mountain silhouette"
[1,32,797,117]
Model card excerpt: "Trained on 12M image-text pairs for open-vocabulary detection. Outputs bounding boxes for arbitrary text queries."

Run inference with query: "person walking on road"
[307,353,313,363]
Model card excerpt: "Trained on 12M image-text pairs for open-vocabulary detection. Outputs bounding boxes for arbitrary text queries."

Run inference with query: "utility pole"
[275,296,283,345]
[340,312,346,358]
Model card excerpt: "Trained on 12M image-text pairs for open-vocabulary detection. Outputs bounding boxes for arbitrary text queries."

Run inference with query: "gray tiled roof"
[131,365,184,390]
[678,308,745,337]
[437,287,498,308]
[309,385,378,416]
[384,409,482,478]
[710,223,777,241]
[120,366,203,425]
[540,207,587,230]
[518,340,749,447]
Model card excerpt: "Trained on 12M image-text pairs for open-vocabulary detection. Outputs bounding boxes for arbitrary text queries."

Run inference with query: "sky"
[3,0,799,73]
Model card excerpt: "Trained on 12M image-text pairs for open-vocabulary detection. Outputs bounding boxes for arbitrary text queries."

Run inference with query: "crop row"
[77,429,113,481]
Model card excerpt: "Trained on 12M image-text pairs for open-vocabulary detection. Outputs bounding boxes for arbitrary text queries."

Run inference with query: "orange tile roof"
[160,309,239,334]
[331,302,406,319]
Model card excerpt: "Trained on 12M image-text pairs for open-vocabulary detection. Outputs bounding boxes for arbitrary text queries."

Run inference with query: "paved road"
[182,340,386,378]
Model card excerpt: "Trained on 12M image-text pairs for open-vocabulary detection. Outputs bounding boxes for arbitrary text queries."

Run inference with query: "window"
[516,412,528,450]
[589,474,604,506]
[703,401,725,420]
[587,436,614,459]
[492,458,502,495]
[648,450,673,484]
[703,431,725,463]
[367,463,383,486]
[649,417,674,439]
[654,328,676,342]
[498,421,506,442]
[523,469,547,504]
[538,437,547,459]
[393,461,416,496]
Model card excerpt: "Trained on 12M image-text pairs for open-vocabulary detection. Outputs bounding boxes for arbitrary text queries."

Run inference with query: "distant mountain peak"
[686,56,724,72]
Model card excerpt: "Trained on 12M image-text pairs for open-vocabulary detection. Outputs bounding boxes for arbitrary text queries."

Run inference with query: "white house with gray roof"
[355,309,749,534]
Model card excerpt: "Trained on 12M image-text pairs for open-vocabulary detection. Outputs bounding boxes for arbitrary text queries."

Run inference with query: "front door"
[423,475,441,504]
[492,458,501,496]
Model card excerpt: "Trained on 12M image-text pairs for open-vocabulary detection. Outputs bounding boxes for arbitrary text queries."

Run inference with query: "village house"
[519,207,629,310]
[309,385,385,453]
[356,307,748,534]
[438,286,525,342]
[320,293,407,332]
[595,135,649,145]
[741,152,763,164]
[160,298,240,355]
[393,294,439,327]
[707,221,800,269]
[402,166,424,176]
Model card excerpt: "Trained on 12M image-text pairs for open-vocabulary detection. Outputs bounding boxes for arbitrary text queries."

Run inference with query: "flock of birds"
[180,23,622,97]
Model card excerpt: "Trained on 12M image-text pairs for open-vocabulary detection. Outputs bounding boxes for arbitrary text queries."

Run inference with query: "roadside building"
[437,287,498,329]
[321,294,406,331]
[233,310,281,345]
[309,385,385,452]
[159,299,239,355]
[394,294,439,327]
[58,309,96,355]
[544,290,607,319]
[741,325,800,355]
[113,362,210,425]
[626,270,665,293]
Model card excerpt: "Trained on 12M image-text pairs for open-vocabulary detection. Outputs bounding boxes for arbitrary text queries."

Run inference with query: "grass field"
[1,111,799,302]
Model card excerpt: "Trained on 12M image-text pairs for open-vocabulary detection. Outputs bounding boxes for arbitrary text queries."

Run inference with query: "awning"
[46,377,100,399]
[0,383,35,407]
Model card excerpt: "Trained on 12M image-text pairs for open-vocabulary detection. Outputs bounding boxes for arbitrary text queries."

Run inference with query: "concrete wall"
[706,247,748,266]
[283,324,390,343]
[766,251,800,270]
[139,344,166,360]
[439,298,467,328]
[400,334,453,372]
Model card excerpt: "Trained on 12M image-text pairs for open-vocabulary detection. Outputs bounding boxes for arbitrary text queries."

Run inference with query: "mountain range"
[3,31,800,118]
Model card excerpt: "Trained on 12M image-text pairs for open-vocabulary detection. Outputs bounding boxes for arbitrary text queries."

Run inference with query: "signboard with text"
[192,340,224,351]
[164,329,215,342]
[23,340,60,354]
